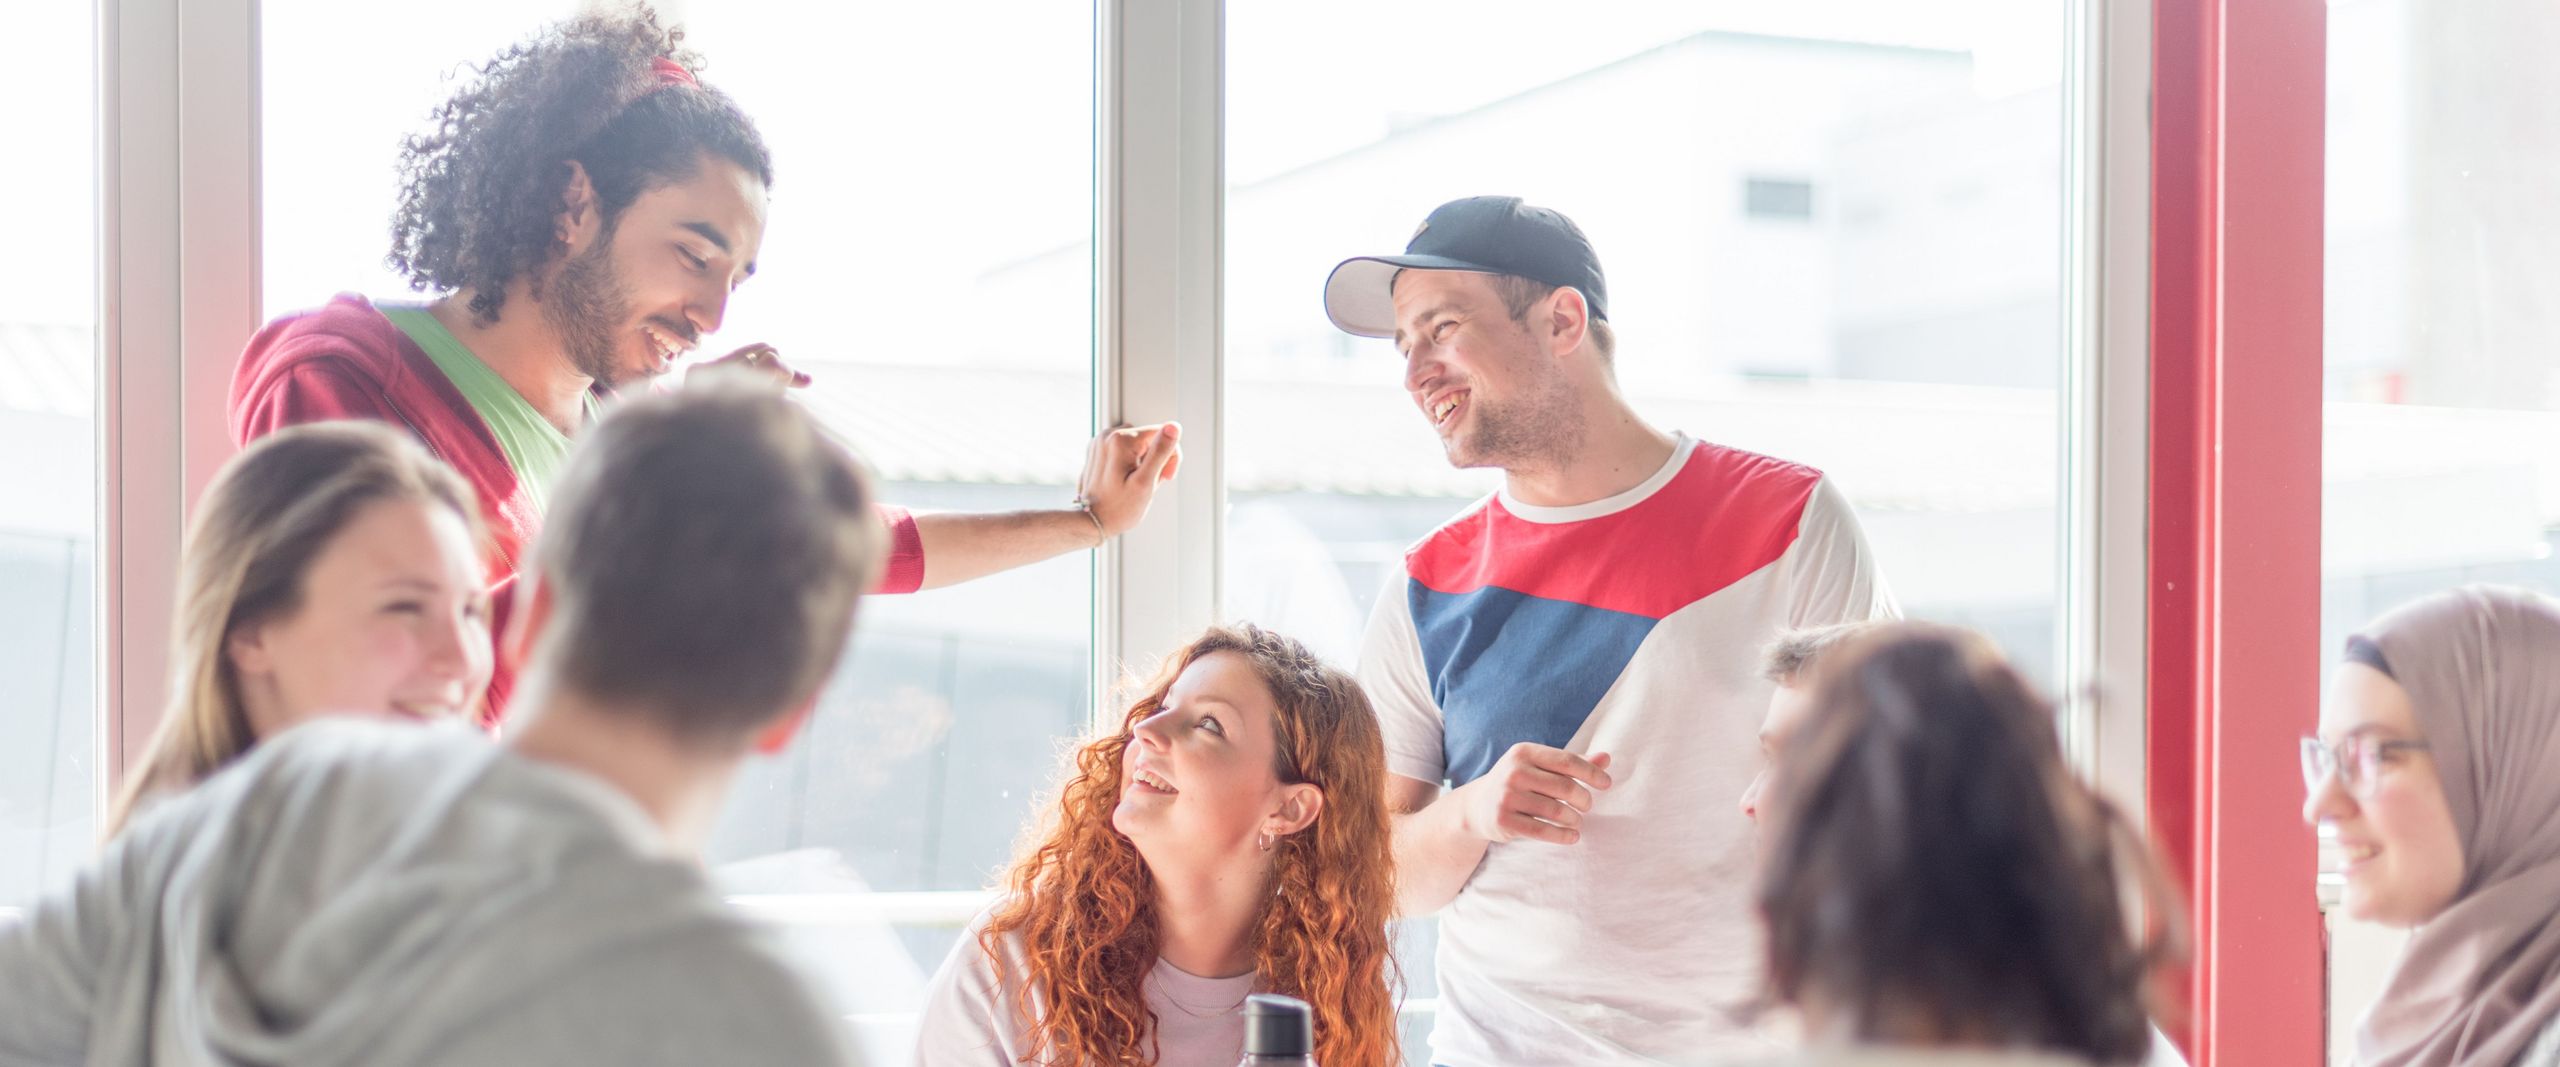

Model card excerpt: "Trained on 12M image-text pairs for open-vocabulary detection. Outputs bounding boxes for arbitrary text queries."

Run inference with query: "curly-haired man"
[229,10,1177,721]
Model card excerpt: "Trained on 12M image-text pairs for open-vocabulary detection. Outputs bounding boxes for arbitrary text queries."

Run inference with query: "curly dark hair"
[389,7,774,325]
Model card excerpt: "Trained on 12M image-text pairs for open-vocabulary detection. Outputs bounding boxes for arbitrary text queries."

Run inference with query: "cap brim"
[1322,254,1507,339]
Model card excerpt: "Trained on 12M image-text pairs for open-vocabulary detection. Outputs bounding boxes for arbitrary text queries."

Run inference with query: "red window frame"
[2149,0,2327,1062]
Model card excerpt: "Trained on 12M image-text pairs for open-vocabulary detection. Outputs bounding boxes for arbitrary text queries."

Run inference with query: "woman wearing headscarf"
[2304,584,2560,1066]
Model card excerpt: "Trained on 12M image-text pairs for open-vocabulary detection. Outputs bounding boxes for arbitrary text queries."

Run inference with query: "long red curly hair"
[981,623,1400,1066]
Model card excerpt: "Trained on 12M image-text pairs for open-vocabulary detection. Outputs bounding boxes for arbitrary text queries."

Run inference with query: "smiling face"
[1390,269,1582,472]
[1112,651,1318,871]
[2303,663,2466,926]
[227,497,493,736]
[546,152,768,389]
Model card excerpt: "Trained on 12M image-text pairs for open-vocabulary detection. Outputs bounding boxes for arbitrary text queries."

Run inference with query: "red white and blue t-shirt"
[1357,435,1896,1067]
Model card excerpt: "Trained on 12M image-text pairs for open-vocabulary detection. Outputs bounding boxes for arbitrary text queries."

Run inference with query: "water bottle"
[1237,993,1317,1066]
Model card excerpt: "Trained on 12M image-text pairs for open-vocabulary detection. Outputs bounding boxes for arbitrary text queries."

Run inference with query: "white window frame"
[2059,0,2155,817]
[1095,0,1224,705]
[99,0,260,801]
[85,0,2151,929]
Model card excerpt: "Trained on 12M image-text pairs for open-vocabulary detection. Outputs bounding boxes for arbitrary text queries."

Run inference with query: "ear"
[556,160,604,257]
[502,571,552,670]
[1543,285,1592,360]
[1267,782,1325,839]
[751,696,819,757]
[226,619,277,678]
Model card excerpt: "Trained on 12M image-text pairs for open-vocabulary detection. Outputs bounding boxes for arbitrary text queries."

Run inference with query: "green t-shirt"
[382,305,602,517]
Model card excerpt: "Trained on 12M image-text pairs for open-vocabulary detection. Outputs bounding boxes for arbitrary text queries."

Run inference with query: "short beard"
[1452,361,1582,473]
[540,228,635,389]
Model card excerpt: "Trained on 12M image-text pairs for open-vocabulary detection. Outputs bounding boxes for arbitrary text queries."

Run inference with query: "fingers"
[699,343,810,389]
[763,352,812,389]
[1071,424,1181,538]
[1137,423,1181,486]
[1497,810,1582,845]
[1516,742,1615,791]
[1508,787,1585,830]
[1494,763,1595,832]
[1476,743,1616,845]
[1078,430,1113,489]
[1085,424,1174,488]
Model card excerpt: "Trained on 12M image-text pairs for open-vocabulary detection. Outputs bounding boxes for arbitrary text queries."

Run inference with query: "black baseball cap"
[1322,196,1609,339]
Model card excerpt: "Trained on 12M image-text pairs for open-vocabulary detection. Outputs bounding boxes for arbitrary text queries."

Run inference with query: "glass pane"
[1224,3,2068,1059]
[2320,1,2556,1057]
[0,0,99,909]
[261,1,587,317]
[672,4,1097,1058]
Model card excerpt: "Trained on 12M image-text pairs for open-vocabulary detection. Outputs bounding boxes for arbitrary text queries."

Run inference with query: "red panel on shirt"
[1406,443,1822,621]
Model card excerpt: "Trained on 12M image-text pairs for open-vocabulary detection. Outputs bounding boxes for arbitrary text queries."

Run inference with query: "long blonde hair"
[105,422,483,838]
[981,624,1401,1067]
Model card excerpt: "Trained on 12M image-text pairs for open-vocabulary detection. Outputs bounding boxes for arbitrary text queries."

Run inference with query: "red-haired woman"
[917,624,1400,1067]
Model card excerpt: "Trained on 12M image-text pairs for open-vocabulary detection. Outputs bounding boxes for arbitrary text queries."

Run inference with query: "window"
[0,0,99,910]
[261,0,586,317]
[1222,3,2072,1058]
[260,5,1097,1049]
[671,10,1095,1049]
[1743,176,1816,221]
[2320,0,2560,1057]
[73,3,2124,1060]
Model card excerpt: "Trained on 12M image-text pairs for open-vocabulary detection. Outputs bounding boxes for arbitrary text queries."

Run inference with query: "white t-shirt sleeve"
[1355,564,1447,786]
[915,914,1028,1067]
[1787,476,1899,627]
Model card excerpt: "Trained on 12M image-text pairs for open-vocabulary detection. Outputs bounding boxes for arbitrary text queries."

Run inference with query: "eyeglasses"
[2300,734,2432,797]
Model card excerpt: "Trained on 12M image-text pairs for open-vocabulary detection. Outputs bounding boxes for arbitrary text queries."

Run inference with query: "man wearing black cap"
[1331,197,1896,1065]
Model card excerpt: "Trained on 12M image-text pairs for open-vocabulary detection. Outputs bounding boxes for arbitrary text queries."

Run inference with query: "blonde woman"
[107,420,490,835]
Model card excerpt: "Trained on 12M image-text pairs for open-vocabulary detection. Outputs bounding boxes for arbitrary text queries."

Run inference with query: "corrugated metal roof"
[797,359,2560,521]
[794,359,2062,507]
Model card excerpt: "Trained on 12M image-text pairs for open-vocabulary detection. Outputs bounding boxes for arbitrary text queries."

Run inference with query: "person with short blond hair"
[0,373,882,1067]
[1739,621,1883,836]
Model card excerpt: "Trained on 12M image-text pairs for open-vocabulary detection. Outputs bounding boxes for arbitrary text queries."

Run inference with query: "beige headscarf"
[2352,585,2560,1067]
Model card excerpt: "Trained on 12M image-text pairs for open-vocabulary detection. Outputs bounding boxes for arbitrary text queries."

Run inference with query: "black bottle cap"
[1243,993,1313,1057]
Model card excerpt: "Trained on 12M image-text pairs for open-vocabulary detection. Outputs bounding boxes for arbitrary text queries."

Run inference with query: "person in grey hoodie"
[0,370,879,1067]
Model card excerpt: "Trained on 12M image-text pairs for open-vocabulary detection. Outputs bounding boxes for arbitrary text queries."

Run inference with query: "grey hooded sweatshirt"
[0,719,861,1067]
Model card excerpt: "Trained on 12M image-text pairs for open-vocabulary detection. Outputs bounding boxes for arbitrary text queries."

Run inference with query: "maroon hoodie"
[228,294,925,723]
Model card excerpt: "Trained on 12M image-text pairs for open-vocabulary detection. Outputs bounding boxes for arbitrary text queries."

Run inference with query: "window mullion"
[98,0,259,797]
[2058,0,2154,818]
[1092,0,1223,729]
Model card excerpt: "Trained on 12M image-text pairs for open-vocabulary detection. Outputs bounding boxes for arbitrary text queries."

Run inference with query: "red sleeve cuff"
[873,504,924,595]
